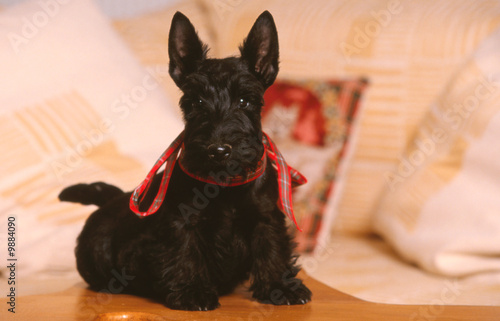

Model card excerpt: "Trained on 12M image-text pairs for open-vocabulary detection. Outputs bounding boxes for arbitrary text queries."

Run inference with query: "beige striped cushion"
[0,92,144,224]
[197,0,500,236]
[0,0,182,275]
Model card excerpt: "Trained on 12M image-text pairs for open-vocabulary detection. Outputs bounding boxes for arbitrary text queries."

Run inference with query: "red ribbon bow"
[129,131,306,230]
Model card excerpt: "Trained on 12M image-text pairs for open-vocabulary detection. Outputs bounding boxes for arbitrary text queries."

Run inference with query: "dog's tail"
[58,182,125,207]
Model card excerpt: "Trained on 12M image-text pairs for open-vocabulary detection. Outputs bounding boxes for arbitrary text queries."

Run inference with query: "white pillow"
[0,0,183,276]
[373,26,500,276]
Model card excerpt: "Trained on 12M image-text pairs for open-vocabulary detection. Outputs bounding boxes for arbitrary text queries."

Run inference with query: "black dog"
[59,11,311,311]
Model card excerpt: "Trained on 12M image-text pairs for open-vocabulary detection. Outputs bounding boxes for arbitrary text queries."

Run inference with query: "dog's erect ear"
[168,12,207,87]
[240,11,279,88]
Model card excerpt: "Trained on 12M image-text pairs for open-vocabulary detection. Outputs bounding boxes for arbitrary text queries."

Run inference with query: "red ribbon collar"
[129,131,306,230]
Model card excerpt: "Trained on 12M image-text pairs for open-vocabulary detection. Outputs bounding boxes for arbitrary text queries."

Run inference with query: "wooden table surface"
[5,272,500,321]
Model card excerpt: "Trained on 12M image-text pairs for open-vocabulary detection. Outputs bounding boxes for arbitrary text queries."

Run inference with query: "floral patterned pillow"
[262,78,368,252]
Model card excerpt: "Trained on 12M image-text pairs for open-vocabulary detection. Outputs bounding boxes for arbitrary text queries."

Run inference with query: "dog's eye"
[238,98,249,109]
[192,99,203,108]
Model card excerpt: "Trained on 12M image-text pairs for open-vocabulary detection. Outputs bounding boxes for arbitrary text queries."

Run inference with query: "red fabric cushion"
[262,78,368,252]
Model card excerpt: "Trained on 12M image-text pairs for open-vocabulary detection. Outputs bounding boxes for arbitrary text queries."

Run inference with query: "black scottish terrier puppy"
[59,11,311,311]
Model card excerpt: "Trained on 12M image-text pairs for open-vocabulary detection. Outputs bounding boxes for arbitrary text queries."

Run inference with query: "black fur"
[59,11,311,311]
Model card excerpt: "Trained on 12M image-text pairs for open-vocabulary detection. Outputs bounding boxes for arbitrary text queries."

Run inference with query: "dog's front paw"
[252,279,312,305]
[165,287,220,311]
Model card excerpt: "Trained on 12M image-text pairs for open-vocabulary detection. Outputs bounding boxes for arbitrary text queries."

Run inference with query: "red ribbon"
[129,131,306,230]
[129,131,184,216]
[262,132,306,231]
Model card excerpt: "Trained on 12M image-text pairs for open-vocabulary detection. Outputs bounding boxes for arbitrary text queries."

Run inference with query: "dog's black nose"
[207,144,232,161]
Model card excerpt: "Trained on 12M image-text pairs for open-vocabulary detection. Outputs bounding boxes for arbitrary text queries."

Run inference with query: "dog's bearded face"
[178,58,265,176]
[167,12,279,178]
